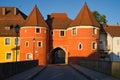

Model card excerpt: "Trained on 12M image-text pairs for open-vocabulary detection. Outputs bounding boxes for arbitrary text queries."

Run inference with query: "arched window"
[78,42,82,50]
[26,53,33,60]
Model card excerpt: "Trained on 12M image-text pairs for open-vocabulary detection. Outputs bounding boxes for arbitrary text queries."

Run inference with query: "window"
[117,52,120,58]
[15,38,19,45]
[38,42,42,47]
[93,28,96,34]
[36,28,40,33]
[78,43,82,50]
[60,31,64,36]
[26,53,33,60]
[5,27,10,30]
[50,30,53,35]
[92,42,97,49]
[6,53,12,60]
[5,38,10,45]
[72,28,76,35]
[25,41,29,47]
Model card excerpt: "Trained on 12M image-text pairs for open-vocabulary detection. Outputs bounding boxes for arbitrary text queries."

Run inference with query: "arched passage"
[50,47,66,64]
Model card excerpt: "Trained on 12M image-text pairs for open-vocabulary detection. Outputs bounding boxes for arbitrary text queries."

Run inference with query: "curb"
[70,64,97,80]
[27,66,47,80]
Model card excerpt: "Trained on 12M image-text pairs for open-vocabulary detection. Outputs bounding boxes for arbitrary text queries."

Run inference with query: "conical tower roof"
[69,3,100,27]
[25,5,48,27]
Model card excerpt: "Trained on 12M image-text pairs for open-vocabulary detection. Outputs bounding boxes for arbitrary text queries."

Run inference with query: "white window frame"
[37,41,42,47]
[72,28,77,35]
[26,53,33,60]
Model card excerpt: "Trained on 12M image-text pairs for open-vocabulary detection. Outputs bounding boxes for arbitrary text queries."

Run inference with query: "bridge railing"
[0,60,38,79]
[78,60,120,79]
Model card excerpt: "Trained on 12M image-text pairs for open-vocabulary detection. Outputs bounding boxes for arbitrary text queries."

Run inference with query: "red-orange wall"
[20,27,49,65]
[51,27,99,63]
[20,26,99,65]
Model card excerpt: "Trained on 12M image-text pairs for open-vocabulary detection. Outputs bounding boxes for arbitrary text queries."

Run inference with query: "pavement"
[70,64,119,80]
[5,64,119,80]
[5,66,47,80]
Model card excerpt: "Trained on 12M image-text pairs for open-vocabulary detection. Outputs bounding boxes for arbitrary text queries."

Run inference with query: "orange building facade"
[20,3,100,65]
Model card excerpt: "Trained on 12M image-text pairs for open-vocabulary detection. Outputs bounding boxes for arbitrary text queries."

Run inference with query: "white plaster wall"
[107,33,120,61]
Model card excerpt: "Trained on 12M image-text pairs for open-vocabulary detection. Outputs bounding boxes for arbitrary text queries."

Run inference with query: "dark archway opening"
[50,47,65,64]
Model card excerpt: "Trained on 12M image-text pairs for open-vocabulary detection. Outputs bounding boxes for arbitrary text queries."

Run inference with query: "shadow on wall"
[109,52,120,61]
[68,51,99,64]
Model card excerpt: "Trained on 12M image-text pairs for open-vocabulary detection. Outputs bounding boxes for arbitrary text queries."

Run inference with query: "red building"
[20,3,100,65]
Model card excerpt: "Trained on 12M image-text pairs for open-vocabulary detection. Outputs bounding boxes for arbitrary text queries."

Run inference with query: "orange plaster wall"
[20,27,49,65]
[67,28,99,63]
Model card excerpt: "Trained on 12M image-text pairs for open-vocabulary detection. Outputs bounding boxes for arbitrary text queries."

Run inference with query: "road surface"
[33,65,88,80]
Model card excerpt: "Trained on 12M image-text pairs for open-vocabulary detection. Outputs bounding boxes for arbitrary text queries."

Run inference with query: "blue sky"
[0,0,120,24]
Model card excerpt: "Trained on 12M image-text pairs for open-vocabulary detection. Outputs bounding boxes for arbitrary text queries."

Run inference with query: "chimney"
[47,15,51,20]
[14,7,17,15]
[2,8,6,15]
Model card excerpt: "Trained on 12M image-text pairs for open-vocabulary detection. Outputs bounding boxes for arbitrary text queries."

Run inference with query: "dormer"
[5,26,10,31]
[5,25,13,31]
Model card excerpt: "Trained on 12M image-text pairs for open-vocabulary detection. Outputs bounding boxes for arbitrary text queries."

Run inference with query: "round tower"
[20,6,49,65]
[67,3,100,63]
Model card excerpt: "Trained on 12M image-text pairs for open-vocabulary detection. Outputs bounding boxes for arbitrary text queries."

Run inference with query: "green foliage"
[92,11,107,25]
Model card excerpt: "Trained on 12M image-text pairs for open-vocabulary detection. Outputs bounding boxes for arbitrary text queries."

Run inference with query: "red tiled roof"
[104,25,120,37]
[46,13,72,29]
[69,3,100,27]
[25,6,48,27]
[0,7,27,37]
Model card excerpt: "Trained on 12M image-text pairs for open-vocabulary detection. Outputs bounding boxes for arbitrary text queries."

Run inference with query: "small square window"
[60,31,64,36]
[72,28,76,35]
[5,38,10,45]
[36,28,40,33]
[26,53,33,60]
[6,53,11,60]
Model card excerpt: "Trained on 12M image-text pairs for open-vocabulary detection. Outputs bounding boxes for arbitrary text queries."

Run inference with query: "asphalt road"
[33,65,88,80]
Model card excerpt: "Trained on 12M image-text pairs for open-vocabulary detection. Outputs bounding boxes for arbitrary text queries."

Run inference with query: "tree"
[92,11,107,25]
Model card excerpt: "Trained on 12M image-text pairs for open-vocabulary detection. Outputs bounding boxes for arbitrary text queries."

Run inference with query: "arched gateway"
[49,47,67,64]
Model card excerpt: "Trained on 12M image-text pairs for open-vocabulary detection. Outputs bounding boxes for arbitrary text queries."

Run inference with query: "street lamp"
[14,24,20,62]
[33,38,36,60]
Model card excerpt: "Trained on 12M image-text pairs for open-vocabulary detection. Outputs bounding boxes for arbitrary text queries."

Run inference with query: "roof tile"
[25,6,48,27]
[0,7,27,37]
[69,3,100,27]
[104,25,120,37]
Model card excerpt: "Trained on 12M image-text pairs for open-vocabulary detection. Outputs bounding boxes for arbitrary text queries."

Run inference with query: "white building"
[104,25,120,61]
